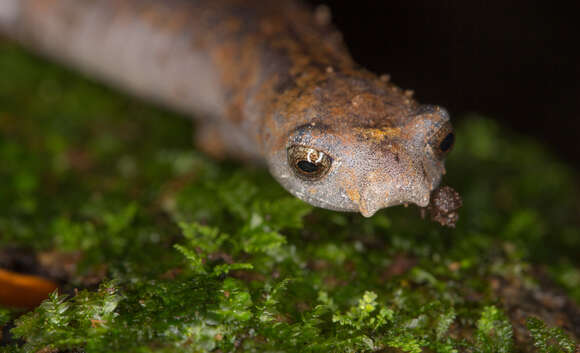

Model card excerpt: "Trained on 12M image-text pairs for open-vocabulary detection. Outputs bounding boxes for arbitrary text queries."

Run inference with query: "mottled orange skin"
[1,0,459,219]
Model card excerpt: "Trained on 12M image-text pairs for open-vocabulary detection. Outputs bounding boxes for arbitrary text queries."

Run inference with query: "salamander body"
[0,0,460,220]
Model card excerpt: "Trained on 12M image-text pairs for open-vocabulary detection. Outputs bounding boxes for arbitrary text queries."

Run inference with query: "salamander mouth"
[290,189,359,213]
[358,181,432,217]
[358,196,430,217]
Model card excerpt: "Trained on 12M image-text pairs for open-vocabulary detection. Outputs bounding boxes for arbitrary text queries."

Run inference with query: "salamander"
[0,0,461,225]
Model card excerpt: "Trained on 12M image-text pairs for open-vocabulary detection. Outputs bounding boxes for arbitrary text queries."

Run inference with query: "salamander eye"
[287,145,332,180]
[429,121,455,159]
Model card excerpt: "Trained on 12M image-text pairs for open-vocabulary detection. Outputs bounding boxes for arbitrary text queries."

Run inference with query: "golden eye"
[287,145,332,180]
[429,121,455,159]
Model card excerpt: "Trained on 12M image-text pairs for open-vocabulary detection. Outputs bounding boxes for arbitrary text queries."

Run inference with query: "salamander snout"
[353,151,433,217]
[348,105,454,217]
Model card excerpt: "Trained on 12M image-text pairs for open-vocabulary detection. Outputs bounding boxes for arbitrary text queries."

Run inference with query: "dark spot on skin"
[439,132,454,153]
[273,112,286,124]
[291,122,331,137]
[421,163,428,179]
[274,75,297,94]
[309,60,333,72]
[414,104,439,116]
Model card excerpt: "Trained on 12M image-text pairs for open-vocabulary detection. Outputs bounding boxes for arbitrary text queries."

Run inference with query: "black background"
[307,0,580,169]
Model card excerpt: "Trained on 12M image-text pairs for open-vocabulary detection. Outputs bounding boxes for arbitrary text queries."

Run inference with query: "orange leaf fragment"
[0,268,59,308]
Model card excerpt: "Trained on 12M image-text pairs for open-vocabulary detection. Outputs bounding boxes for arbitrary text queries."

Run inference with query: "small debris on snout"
[421,185,462,227]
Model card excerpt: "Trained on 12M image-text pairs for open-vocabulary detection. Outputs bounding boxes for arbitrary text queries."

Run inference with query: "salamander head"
[265,74,456,217]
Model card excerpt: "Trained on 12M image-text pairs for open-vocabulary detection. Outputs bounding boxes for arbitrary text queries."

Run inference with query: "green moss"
[0,308,10,327]
[526,317,576,353]
[474,306,513,353]
[0,42,578,352]
[11,284,121,350]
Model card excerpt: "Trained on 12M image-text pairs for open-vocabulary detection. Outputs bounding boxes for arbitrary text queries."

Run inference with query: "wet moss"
[0,42,578,352]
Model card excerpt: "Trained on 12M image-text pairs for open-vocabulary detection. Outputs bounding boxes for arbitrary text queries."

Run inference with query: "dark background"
[307,0,580,169]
